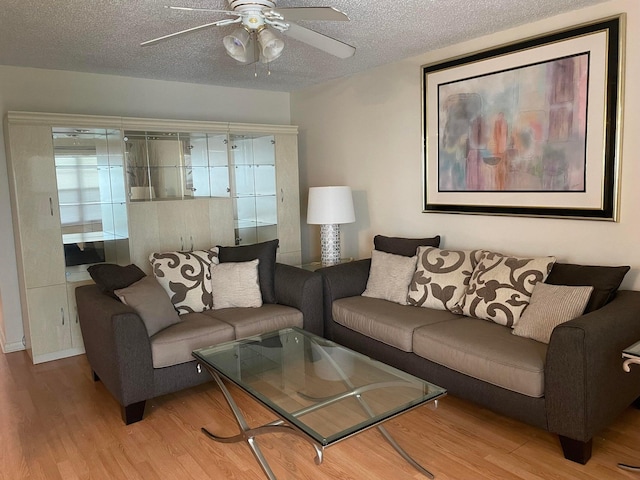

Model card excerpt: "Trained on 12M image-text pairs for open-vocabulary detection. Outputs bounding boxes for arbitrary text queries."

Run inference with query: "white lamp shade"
[307,186,355,225]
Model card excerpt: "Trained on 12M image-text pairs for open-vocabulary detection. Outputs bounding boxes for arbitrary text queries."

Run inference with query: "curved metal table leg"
[201,366,324,479]
[618,463,640,472]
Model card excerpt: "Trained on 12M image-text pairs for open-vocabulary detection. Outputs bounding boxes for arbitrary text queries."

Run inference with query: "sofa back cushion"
[408,247,482,313]
[88,263,146,299]
[545,263,630,313]
[373,234,440,257]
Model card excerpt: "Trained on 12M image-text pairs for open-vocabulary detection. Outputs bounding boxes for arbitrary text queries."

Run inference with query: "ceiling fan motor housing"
[228,0,276,30]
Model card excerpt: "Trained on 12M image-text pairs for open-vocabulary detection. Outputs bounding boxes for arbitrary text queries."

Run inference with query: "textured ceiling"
[0,0,608,92]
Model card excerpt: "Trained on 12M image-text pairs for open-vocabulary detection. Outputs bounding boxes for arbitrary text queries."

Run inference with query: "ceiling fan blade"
[283,23,355,58]
[165,6,240,16]
[268,7,350,22]
[140,18,239,46]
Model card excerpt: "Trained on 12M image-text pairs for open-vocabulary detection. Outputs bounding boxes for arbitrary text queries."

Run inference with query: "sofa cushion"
[218,239,279,304]
[209,304,303,339]
[149,248,219,314]
[362,250,417,305]
[459,251,555,327]
[512,283,593,344]
[149,314,235,368]
[210,259,262,309]
[88,263,146,298]
[408,247,481,313]
[374,234,440,257]
[545,262,630,313]
[333,296,461,352]
[413,317,548,397]
[114,276,180,337]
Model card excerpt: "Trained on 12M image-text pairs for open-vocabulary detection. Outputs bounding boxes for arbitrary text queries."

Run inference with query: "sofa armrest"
[545,289,640,442]
[75,284,154,406]
[317,259,371,340]
[319,259,371,301]
[274,263,323,336]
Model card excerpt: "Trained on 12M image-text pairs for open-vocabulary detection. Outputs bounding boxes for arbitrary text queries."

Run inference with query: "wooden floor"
[2,350,640,480]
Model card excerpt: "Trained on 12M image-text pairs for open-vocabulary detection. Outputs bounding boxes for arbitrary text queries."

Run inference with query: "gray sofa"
[319,258,640,464]
[76,263,323,424]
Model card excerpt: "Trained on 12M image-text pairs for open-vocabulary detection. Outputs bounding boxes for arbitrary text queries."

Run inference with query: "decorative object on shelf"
[307,186,355,267]
[422,15,625,220]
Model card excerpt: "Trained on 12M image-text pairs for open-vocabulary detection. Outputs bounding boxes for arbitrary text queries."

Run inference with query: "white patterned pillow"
[210,259,262,309]
[149,248,219,314]
[362,250,417,305]
[407,247,482,313]
[512,283,593,343]
[459,251,556,327]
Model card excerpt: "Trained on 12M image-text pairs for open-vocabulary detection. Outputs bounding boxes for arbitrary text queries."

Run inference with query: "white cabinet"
[128,198,235,273]
[6,112,301,363]
[274,133,302,265]
[5,118,94,363]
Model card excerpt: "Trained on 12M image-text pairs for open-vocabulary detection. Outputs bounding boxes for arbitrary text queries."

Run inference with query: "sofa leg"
[559,436,592,464]
[121,401,146,425]
[633,396,640,409]
[92,370,100,382]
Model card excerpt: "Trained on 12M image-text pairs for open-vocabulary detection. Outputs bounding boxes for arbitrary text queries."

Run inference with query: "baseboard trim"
[1,340,26,354]
[32,347,85,364]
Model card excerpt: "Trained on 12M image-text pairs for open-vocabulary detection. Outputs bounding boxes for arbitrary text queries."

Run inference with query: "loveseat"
[319,236,640,464]
[76,240,323,425]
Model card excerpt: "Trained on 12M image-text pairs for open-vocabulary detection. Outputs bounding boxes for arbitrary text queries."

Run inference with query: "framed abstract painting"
[422,15,625,220]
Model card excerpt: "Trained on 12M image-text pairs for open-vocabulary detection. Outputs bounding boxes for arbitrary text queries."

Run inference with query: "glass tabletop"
[192,327,446,447]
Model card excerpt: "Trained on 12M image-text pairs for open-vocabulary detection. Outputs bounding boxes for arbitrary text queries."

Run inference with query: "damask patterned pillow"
[149,248,219,314]
[407,247,482,313]
[459,251,556,327]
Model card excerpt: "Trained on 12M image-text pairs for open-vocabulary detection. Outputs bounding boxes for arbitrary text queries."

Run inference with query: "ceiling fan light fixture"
[257,27,284,63]
[223,26,251,62]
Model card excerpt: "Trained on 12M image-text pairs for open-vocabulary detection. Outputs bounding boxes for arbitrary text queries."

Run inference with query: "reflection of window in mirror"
[53,128,129,281]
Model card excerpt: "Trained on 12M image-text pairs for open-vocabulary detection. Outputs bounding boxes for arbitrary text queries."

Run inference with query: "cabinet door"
[274,134,302,265]
[67,280,92,350]
[128,202,160,274]
[154,200,211,252]
[7,124,66,288]
[25,284,71,359]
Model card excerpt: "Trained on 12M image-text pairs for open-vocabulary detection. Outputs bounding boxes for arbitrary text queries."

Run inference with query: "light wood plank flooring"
[2,350,640,480]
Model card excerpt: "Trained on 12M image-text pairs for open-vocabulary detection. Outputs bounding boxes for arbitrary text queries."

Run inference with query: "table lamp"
[307,186,355,266]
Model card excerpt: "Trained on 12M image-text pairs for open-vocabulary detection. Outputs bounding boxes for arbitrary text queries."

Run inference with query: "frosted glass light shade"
[307,186,355,225]
[223,27,251,62]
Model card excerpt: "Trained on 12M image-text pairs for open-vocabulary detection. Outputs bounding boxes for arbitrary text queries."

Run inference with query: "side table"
[300,258,353,272]
[618,340,640,472]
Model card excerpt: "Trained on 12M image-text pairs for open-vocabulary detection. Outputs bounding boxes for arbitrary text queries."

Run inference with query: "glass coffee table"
[192,327,446,479]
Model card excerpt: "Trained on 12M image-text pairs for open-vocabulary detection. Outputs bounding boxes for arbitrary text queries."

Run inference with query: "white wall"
[0,65,291,352]
[292,0,640,291]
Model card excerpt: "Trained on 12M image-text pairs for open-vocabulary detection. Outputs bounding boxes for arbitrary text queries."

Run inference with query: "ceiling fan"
[141,1,356,65]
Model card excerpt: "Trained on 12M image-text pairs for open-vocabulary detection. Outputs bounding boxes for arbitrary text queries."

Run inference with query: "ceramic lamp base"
[320,224,341,267]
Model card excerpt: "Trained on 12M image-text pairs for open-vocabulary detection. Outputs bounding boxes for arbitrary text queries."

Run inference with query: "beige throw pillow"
[407,247,481,313]
[362,250,417,305]
[210,259,263,309]
[512,283,593,344]
[459,251,556,327]
[149,248,219,314]
[115,276,180,336]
